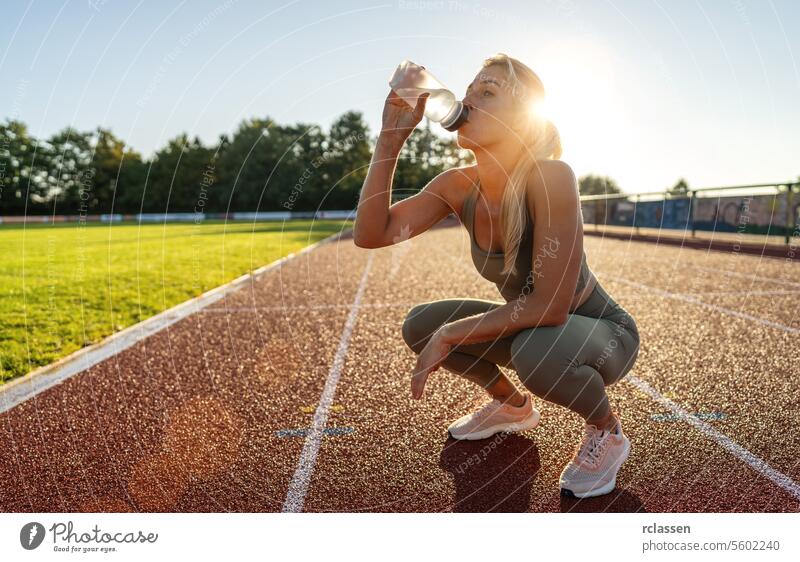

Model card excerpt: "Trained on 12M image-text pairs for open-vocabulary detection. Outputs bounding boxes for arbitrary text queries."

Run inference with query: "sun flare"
[528,38,631,168]
[529,97,551,121]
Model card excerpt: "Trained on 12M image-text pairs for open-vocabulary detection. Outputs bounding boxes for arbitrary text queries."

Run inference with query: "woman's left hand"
[411,328,452,400]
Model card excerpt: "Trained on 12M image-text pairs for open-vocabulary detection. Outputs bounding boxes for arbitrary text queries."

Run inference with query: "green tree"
[47,127,94,214]
[1,112,480,215]
[578,174,622,197]
[273,122,328,212]
[0,119,38,214]
[321,111,371,210]
[145,134,216,213]
[87,128,149,214]
[392,119,473,201]
[107,146,148,215]
[668,177,689,196]
[216,118,286,213]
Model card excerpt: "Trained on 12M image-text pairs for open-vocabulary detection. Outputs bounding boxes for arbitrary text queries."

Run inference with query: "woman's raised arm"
[353,90,458,249]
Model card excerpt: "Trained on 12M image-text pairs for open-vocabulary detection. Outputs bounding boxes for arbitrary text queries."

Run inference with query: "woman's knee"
[401,303,437,353]
[597,321,640,386]
[609,332,640,384]
[402,299,504,356]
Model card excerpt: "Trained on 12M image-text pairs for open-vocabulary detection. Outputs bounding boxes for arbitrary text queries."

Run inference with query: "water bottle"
[388,60,469,132]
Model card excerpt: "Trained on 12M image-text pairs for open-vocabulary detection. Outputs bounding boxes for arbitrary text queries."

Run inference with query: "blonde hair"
[481,53,563,275]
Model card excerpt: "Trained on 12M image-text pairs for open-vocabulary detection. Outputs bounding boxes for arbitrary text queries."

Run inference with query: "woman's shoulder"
[527,159,578,190]
[524,159,580,221]
[443,163,479,191]
[436,164,479,219]
[525,159,579,202]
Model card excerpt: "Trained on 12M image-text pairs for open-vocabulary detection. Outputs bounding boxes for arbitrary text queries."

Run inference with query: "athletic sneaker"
[447,393,541,440]
[559,416,631,498]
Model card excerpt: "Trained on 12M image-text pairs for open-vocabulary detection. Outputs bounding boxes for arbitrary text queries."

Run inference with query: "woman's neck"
[473,141,525,202]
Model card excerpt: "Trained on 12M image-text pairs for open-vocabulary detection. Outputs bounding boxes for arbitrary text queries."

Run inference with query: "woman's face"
[457,65,522,151]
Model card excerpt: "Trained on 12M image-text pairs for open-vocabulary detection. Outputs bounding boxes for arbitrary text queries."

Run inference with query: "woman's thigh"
[510,313,639,386]
[401,298,517,367]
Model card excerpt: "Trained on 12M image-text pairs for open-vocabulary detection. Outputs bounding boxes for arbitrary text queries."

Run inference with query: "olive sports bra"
[462,179,591,302]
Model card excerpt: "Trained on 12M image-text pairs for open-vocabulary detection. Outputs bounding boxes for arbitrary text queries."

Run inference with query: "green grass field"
[0,220,350,384]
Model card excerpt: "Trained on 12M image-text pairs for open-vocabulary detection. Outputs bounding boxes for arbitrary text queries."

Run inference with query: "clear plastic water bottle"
[388,60,469,131]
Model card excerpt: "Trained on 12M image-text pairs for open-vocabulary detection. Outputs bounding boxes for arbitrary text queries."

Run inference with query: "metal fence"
[4,182,799,246]
[579,181,800,244]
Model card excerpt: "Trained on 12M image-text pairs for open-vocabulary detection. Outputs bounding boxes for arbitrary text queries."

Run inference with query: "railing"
[579,181,800,245]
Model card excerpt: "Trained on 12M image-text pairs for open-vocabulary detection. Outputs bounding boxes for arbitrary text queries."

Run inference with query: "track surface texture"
[1,223,799,513]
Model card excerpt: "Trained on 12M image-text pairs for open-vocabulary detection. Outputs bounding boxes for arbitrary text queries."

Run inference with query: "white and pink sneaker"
[447,393,541,440]
[559,416,631,498]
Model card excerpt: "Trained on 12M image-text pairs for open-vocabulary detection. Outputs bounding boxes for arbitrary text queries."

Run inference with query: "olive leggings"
[401,282,640,421]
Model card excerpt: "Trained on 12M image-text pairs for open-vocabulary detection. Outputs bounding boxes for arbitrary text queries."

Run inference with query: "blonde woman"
[353,54,640,498]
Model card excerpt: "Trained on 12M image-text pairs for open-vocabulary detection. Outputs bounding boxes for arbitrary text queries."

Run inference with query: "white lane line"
[602,274,800,335]
[627,376,800,502]
[281,251,374,513]
[0,231,348,414]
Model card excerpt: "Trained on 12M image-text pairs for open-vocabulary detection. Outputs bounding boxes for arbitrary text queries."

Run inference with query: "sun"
[527,38,631,168]
[529,97,552,121]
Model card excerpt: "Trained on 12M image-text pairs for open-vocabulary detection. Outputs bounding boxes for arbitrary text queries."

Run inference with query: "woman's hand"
[411,327,452,400]
[381,89,429,143]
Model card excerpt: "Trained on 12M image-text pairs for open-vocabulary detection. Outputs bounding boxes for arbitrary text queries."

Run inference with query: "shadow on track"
[439,433,540,512]
[560,488,646,513]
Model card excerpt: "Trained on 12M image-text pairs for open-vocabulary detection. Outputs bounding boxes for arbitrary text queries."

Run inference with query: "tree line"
[1,109,645,217]
[0,111,474,216]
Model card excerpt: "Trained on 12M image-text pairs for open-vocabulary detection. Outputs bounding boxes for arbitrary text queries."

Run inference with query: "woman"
[353,53,640,499]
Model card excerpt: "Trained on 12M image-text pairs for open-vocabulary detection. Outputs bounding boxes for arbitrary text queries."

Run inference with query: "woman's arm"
[353,90,457,248]
[353,135,458,248]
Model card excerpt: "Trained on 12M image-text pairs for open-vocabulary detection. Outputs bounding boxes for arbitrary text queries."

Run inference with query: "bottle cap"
[442,102,469,132]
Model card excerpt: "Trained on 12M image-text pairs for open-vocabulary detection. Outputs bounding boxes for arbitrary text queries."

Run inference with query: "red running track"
[1,224,799,512]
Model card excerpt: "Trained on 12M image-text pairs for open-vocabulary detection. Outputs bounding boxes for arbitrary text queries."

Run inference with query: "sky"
[1,0,798,195]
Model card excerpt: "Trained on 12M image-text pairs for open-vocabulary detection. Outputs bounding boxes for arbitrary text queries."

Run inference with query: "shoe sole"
[448,408,541,441]
[560,436,631,499]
